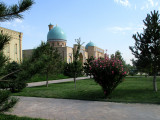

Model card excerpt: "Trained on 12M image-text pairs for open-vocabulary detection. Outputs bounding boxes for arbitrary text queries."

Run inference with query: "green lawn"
[28,74,69,83]
[14,77,160,104]
[0,114,45,120]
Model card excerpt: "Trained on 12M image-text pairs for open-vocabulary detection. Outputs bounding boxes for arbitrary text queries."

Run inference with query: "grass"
[14,77,160,104]
[28,74,69,83]
[0,114,45,120]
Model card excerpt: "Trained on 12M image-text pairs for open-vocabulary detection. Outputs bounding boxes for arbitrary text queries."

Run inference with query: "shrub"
[0,90,18,113]
[89,55,126,97]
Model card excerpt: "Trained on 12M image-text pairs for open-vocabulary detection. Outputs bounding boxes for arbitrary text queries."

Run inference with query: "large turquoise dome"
[85,42,96,49]
[47,26,67,41]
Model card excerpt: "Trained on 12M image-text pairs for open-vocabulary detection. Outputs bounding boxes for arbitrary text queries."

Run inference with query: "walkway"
[7,96,160,120]
[27,76,90,87]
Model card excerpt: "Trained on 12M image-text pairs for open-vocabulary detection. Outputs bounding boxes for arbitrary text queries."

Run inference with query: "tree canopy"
[0,0,34,21]
[129,10,160,91]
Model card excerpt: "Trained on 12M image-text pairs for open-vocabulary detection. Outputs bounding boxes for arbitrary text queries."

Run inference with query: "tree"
[73,38,84,89]
[0,0,34,112]
[0,0,34,22]
[129,10,160,92]
[64,61,83,77]
[30,42,62,87]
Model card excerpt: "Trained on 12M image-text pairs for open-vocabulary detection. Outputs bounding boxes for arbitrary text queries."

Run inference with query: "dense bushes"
[87,55,126,97]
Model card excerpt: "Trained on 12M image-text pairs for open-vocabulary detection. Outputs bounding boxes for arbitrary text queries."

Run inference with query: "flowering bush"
[89,55,126,97]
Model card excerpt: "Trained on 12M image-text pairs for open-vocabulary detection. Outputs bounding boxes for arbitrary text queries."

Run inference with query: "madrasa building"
[23,23,104,64]
[0,26,23,63]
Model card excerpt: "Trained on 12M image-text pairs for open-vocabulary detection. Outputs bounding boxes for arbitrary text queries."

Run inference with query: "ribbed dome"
[47,26,67,41]
[85,42,96,49]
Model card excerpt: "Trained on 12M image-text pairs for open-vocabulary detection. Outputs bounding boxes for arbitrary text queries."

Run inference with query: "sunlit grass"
[14,76,160,104]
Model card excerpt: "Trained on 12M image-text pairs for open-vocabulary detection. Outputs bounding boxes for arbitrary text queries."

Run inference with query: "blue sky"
[1,0,160,64]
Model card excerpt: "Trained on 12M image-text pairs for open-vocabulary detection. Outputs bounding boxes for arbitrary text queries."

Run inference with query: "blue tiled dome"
[85,42,96,49]
[47,26,67,41]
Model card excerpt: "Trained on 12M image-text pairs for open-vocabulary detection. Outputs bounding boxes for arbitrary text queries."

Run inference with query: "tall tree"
[129,10,160,92]
[73,38,84,89]
[0,0,34,112]
[31,42,62,87]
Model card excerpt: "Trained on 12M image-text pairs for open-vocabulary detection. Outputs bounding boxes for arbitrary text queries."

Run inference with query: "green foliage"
[89,55,126,97]
[0,0,34,113]
[19,42,63,87]
[111,50,129,73]
[30,42,62,86]
[129,10,160,91]
[0,0,34,22]
[129,10,160,73]
[83,56,95,77]
[72,38,84,88]
[14,77,160,104]
[0,114,45,120]
[126,64,138,76]
[0,52,8,74]
[64,61,84,77]
[0,61,23,92]
[0,90,18,113]
[0,33,11,50]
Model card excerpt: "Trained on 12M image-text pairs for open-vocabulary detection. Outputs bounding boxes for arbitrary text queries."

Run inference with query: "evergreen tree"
[0,0,34,21]
[30,42,62,87]
[129,10,160,92]
[0,0,34,112]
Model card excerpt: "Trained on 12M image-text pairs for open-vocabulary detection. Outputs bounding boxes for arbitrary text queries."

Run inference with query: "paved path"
[7,96,160,120]
[27,76,90,87]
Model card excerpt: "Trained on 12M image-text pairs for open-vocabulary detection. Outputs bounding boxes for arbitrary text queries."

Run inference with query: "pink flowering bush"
[89,55,126,97]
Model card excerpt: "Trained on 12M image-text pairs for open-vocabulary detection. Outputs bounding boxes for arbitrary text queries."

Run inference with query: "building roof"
[47,26,67,41]
[85,41,96,49]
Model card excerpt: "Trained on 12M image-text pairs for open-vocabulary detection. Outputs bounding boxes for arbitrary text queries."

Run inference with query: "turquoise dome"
[85,42,96,49]
[47,26,67,41]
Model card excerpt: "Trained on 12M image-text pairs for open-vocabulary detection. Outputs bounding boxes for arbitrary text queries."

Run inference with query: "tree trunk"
[46,72,49,87]
[153,73,157,92]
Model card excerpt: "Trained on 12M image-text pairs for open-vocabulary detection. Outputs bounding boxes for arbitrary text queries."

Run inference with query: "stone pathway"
[27,76,90,87]
[7,96,160,120]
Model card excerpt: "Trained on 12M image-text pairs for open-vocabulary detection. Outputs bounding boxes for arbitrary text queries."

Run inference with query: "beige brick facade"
[22,24,104,64]
[0,27,23,63]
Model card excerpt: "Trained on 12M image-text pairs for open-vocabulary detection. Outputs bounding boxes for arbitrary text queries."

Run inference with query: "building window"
[14,44,17,54]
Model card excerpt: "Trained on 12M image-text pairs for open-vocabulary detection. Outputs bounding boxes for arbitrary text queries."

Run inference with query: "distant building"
[23,23,104,63]
[0,27,23,63]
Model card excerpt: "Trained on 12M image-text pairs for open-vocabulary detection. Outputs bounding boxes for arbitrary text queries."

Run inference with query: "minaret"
[48,23,53,31]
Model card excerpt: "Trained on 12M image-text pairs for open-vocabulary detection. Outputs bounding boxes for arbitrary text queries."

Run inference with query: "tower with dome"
[23,23,104,63]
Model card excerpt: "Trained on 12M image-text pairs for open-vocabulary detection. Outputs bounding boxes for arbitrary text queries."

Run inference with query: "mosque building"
[0,26,23,63]
[23,23,105,63]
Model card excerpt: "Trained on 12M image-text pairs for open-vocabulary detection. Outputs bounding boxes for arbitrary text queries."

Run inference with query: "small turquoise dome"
[85,42,96,49]
[47,26,67,41]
